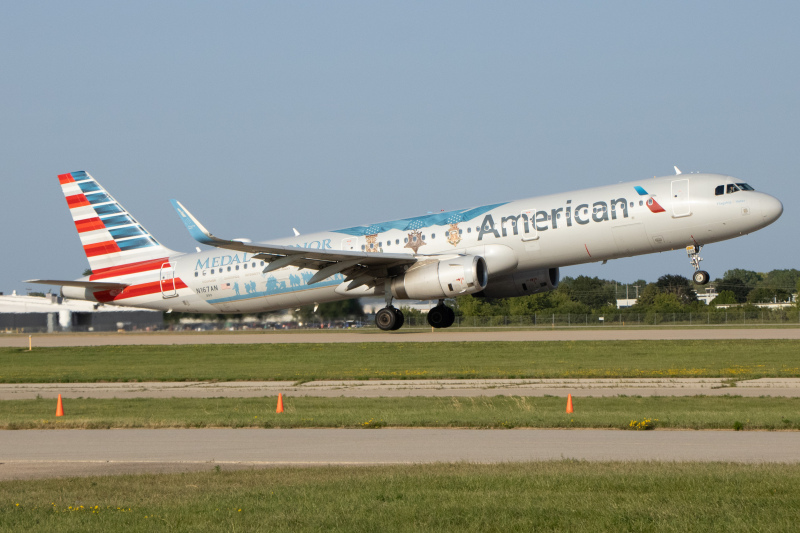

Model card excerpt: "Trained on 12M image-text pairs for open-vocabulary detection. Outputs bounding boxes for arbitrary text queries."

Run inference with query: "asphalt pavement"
[3,428,800,480]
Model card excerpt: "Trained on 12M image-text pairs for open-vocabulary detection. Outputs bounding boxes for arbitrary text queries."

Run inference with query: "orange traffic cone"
[566,394,574,414]
[276,393,284,413]
[55,394,65,417]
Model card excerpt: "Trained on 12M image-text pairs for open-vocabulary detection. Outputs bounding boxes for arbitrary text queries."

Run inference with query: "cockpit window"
[726,184,741,194]
[736,183,755,191]
[715,185,724,196]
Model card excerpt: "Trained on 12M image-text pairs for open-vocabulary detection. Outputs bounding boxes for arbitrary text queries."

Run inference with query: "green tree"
[715,276,750,303]
[652,293,684,313]
[711,290,738,305]
[633,283,659,308]
[655,274,697,304]
[747,287,783,304]
[295,299,364,323]
[722,269,762,287]
[558,276,615,309]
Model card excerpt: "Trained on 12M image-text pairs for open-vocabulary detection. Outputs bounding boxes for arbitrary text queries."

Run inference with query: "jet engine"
[473,267,559,299]
[391,255,488,300]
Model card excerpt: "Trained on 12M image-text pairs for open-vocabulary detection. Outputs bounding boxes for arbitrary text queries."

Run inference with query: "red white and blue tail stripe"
[58,171,176,273]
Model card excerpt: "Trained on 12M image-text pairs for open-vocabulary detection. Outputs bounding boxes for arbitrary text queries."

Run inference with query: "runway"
[2,428,800,480]
[3,378,800,399]
[2,327,800,347]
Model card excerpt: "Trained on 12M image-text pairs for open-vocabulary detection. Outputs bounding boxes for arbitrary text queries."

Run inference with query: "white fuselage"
[84,173,783,313]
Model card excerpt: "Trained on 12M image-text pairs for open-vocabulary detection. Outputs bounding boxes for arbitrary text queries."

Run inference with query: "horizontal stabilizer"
[24,279,129,290]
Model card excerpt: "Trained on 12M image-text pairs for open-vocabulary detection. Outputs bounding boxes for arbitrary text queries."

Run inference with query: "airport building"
[0,291,163,332]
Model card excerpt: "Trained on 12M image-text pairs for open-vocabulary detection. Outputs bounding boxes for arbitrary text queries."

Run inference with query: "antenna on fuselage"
[674,166,682,175]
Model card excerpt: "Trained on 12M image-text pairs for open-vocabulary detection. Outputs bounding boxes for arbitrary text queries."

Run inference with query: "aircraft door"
[341,237,358,251]
[671,179,691,218]
[160,262,178,298]
[521,209,538,241]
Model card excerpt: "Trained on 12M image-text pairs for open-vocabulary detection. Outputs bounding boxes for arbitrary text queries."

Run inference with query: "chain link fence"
[394,309,800,329]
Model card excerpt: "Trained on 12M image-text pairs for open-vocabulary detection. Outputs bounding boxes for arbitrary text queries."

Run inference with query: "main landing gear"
[374,297,456,331]
[375,306,405,331]
[427,299,455,329]
[687,245,710,285]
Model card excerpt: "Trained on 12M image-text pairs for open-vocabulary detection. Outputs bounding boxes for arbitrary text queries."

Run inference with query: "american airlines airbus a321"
[28,169,783,330]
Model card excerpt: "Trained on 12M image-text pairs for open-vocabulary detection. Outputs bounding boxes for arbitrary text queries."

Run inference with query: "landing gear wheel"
[693,270,710,285]
[375,307,397,331]
[390,308,405,331]
[441,306,455,328]
[427,305,455,329]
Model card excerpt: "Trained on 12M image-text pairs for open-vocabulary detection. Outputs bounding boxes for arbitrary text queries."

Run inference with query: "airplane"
[27,169,783,330]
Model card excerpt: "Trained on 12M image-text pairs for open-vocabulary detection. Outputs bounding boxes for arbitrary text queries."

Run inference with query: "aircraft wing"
[170,200,417,286]
[24,279,129,290]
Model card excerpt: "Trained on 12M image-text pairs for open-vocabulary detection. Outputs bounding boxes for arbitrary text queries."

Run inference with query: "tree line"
[451,268,800,317]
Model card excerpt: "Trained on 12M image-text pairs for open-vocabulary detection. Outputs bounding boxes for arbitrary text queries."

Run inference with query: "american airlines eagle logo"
[634,186,666,213]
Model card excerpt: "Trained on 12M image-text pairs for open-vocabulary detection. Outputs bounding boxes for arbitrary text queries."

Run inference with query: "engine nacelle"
[473,267,559,299]
[391,255,489,300]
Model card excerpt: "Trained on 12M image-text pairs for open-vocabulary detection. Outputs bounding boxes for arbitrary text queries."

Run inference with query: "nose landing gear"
[687,245,710,285]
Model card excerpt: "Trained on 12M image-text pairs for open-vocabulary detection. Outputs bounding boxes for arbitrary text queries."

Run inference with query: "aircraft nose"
[760,194,783,224]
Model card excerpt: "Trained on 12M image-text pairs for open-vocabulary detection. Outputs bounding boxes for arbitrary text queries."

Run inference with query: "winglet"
[170,199,219,246]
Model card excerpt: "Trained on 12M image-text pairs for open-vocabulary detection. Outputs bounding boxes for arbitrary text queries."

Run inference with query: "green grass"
[2,339,800,382]
[3,395,799,430]
[3,462,800,532]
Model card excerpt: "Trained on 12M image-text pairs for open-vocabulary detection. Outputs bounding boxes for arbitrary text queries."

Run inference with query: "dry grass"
[3,395,799,431]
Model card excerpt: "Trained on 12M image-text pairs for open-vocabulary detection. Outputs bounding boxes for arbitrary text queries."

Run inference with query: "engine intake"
[473,267,559,299]
[391,255,488,300]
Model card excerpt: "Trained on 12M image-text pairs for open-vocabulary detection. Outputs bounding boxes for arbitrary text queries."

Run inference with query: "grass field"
[2,339,800,382]
[3,395,799,430]
[2,462,800,532]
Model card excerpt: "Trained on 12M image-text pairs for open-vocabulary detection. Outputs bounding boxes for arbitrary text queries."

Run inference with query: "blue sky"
[2,1,797,295]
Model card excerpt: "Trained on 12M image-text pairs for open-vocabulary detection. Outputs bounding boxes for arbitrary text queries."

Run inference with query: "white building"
[0,291,163,332]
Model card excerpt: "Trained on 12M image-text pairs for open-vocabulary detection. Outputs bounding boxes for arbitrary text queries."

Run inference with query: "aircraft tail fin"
[57,171,178,276]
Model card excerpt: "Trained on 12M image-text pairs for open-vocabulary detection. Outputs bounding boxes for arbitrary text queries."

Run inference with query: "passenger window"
[211,269,215,274]
[715,185,724,196]
[243,264,247,269]
[227,266,231,272]
[235,265,239,270]
[194,272,199,277]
